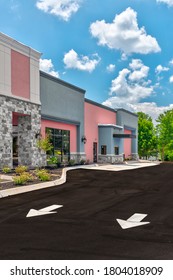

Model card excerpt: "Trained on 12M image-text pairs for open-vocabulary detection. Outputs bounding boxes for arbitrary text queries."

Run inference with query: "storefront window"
[114,146,119,155]
[101,145,107,155]
[46,127,70,162]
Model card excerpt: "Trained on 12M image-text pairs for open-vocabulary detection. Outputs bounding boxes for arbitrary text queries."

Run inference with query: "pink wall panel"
[84,102,116,161]
[12,112,18,125]
[11,50,30,99]
[124,129,132,158]
[12,112,29,125]
[41,119,77,152]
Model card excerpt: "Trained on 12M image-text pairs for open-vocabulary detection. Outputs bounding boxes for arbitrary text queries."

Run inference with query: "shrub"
[35,169,51,181]
[21,172,34,182]
[15,165,28,174]
[2,166,11,174]
[39,172,51,181]
[47,156,60,166]
[13,171,35,185]
[35,168,46,176]
[80,159,86,165]
[68,159,75,166]
[13,175,28,185]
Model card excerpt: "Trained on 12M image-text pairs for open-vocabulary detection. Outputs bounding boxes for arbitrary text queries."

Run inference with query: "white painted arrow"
[26,204,63,218]
[116,213,150,229]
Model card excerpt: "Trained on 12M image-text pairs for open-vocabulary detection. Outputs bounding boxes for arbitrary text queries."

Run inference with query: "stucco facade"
[0,32,138,168]
[84,99,116,162]
[40,71,86,164]
[0,32,45,168]
[116,109,138,160]
[84,100,138,163]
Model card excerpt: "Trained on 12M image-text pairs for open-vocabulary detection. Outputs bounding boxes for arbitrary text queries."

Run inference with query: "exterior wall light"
[81,135,87,144]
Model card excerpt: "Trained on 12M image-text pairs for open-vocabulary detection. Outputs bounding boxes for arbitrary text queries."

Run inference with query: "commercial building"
[0,32,138,168]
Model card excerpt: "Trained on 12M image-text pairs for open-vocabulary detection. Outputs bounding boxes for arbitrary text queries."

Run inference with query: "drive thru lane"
[0,163,173,259]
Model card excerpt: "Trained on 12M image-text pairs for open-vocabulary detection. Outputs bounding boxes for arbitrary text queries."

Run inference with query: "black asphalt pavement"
[0,163,173,260]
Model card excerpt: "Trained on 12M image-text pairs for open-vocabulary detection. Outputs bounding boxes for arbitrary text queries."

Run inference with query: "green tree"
[156,109,173,161]
[138,112,158,158]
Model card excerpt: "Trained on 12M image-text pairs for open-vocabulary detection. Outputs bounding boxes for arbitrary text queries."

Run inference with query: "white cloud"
[129,59,149,81]
[169,75,173,83]
[103,99,173,124]
[169,59,173,65]
[129,59,143,70]
[106,64,116,72]
[129,102,173,121]
[110,68,131,97]
[90,7,161,55]
[103,58,173,123]
[40,58,59,78]
[155,64,169,74]
[102,59,170,122]
[63,49,100,72]
[157,0,173,7]
[109,59,152,103]
[121,53,128,61]
[36,0,82,21]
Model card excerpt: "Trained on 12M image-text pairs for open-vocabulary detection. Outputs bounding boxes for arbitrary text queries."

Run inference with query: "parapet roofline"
[0,32,41,59]
[40,71,86,94]
[85,99,138,117]
[116,108,138,117]
[85,98,117,113]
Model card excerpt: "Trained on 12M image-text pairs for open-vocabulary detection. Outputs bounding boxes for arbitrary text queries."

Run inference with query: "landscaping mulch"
[0,167,63,190]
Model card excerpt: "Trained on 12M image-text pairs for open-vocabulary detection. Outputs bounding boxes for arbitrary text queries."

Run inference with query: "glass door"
[93,142,97,163]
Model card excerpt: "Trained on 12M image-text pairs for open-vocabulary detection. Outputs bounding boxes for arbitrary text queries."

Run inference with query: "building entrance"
[93,142,97,163]
[114,146,119,155]
[46,127,70,163]
[13,136,18,166]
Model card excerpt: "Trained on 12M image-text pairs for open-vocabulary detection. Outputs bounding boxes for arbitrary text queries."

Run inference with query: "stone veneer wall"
[0,95,46,168]
[98,154,125,164]
[98,153,139,164]
[131,153,139,161]
[70,152,86,164]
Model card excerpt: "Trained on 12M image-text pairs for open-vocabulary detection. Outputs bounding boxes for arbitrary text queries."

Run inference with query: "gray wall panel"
[116,109,138,153]
[40,72,85,153]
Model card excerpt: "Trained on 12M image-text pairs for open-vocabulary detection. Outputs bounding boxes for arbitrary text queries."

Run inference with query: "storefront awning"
[98,124,123,129]
[113,134,136,138]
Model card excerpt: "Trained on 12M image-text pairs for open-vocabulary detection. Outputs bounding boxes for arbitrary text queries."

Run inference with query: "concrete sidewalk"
[82,161,159,171]
[0,161,159,198]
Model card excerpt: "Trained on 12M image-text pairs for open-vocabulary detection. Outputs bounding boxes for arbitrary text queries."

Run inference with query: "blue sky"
[1,0,173,121]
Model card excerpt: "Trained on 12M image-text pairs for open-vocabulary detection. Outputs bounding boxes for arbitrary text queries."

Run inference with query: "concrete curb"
[0,165,97,199]
[0,162,159,199]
